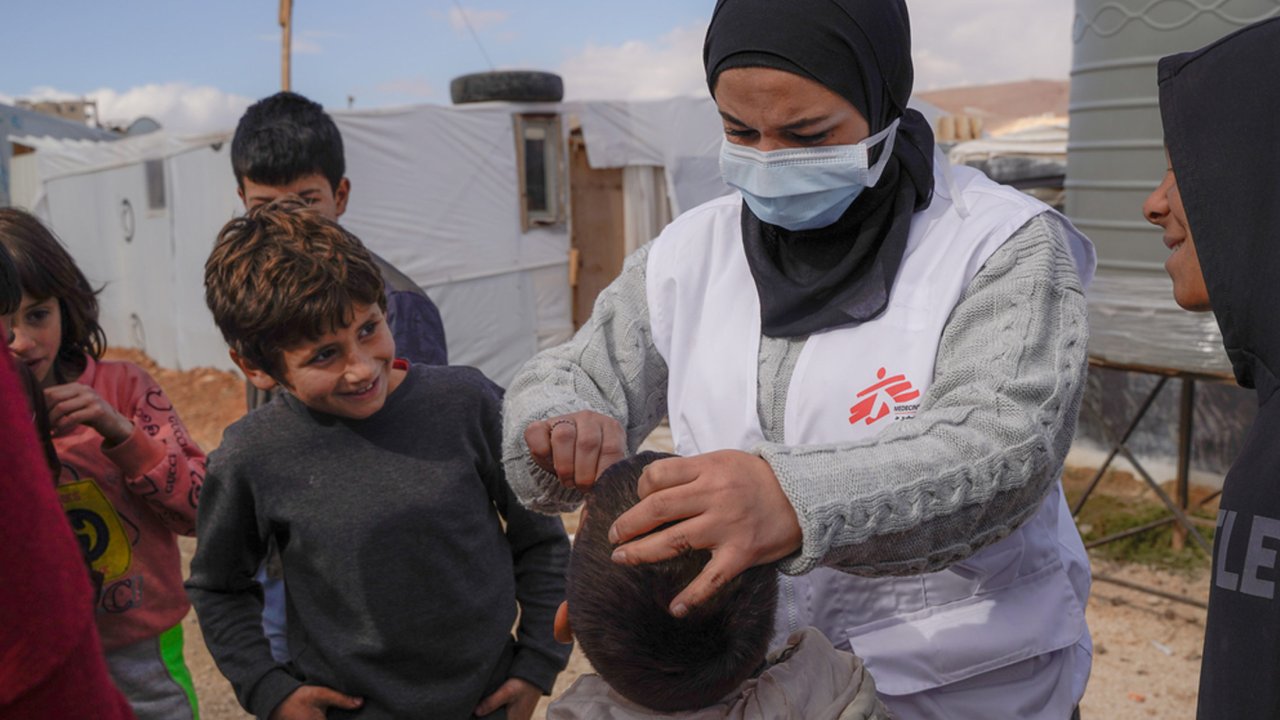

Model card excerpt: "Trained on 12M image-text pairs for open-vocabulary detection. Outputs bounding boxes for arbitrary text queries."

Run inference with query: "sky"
[0,0,1074,135]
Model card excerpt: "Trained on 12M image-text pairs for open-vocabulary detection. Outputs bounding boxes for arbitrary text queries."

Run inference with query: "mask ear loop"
[863,117,901,188]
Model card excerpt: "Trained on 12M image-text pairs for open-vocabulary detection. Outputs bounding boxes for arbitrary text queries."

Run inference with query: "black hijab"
[704,0,935,337]
[1159,17,1280,396]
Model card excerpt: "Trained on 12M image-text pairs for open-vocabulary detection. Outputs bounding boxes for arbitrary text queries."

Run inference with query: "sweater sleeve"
[102,364,205,537]
[760,213,1090,576]
[478,376,572,693]
[501,242,670,513]
[184,438,301,719]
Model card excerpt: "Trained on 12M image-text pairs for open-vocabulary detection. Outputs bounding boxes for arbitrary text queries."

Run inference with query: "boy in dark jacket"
[188,198,569,719]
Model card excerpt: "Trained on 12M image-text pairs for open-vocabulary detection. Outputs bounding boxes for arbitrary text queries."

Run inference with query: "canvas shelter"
[7,97,736,388]
[1,102,118,207]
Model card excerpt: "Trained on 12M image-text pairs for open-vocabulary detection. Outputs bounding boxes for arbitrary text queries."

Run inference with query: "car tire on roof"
[450,71,564,105]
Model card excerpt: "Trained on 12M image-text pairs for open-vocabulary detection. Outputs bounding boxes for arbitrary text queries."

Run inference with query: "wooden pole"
[279,0,293,91]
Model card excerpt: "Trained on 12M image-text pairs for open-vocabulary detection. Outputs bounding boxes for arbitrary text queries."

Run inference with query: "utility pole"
[280,0,293,91]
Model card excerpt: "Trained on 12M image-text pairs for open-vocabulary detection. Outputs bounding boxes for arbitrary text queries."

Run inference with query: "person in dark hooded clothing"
[505,1,1097,716]
[1143,17,1280,719]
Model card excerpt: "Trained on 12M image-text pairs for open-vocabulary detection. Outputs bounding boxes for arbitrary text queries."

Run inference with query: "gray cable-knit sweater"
[501,212,1088,577]
[189,365,571,719]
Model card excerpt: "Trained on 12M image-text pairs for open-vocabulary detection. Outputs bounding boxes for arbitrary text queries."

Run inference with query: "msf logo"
[849,367,921,426]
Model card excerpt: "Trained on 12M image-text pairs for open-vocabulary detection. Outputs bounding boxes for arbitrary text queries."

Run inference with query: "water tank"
[1066,0,1280,271]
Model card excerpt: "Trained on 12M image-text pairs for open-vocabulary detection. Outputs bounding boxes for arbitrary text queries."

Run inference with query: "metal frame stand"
[1073,360,1232,609]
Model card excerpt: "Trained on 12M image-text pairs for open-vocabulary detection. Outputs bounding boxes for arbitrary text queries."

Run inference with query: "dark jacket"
[1158,17,1280,719]
[188,364,569,719]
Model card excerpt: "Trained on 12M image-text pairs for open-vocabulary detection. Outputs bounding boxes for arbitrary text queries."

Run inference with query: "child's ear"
[334,177,351,218]
[554,601,573,644]
[229,349,279,391]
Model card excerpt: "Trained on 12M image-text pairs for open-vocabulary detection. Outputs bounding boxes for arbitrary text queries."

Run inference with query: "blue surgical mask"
[719,118,900,231]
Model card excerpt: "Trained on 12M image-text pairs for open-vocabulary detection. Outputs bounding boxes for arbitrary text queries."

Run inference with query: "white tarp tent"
[334,103,572,385]
[13,132,244,375]
[14,102,577,387]
[1,102,118,207]
[572,96,729,218]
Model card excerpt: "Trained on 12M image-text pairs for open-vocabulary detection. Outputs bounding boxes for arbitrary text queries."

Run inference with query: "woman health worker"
[503,1,1096,716]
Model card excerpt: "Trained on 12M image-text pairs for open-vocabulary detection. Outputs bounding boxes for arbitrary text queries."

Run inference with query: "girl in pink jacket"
[2,208,205,720]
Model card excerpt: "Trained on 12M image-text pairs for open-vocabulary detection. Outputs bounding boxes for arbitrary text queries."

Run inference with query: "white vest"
[646,161,1094,701]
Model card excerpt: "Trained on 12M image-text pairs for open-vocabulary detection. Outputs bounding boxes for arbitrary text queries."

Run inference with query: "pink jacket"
[52,355,205,651]
[547,629,889,720]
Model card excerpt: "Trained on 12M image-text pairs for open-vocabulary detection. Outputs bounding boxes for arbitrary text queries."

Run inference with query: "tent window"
[514,114,564,230]
[145,159,166,211]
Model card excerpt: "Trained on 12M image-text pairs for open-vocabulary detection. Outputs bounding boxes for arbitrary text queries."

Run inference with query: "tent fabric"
[572,97,729,216]
[21,104,578,387]
[0,102,118,207]
[333,102,573,384]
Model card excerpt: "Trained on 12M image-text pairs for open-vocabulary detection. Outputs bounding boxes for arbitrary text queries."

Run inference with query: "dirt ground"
[111,349,1209,720]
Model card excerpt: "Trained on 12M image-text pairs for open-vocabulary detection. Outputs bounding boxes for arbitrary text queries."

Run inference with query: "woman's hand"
[523,410,625,491]
[608,450,802,616]
[43,383,133,445]
[474,677,541,719]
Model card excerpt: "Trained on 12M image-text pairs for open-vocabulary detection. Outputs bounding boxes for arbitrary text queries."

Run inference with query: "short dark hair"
[0,208,107,379]
[231,91,344,192]
[0,238,18,316]
[568,452,779,713]
[204,196,385,380]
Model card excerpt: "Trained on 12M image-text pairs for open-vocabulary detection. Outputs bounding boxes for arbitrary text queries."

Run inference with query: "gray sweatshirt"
[501,212,1088,577]
[188,365,571,719]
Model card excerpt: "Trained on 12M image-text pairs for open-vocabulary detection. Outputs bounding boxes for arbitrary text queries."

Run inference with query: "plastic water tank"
[1066,0,1280,271]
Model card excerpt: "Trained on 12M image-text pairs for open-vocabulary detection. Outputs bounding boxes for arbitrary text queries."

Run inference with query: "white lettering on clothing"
[1241,516,1280,600]
[1217,510,1241,592]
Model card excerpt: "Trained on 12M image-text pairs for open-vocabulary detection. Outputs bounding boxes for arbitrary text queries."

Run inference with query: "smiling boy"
[187,198,570,719]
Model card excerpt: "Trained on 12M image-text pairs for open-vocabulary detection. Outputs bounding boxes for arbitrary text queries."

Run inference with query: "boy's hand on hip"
[269,685,363,720]
[525,410,625,491]
[43,382,133,445]
[608,450,803,617]
[475,677,541,719]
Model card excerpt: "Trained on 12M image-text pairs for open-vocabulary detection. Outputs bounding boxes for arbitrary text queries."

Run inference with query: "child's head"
[232,92,349,221]
[205,197,394,419]
[566,452,779,713]
[0,208,106,385]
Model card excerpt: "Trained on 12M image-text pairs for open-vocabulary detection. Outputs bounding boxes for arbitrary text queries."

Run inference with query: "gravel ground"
[111,349,1208,719]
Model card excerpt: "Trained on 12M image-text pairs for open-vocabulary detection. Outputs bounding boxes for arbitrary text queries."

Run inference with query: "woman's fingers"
[572,419,601,490]
[548,418,579,485]
[611,450,804,615]
[523,421,554,471]
[668,550,756,617]
[611,502,708,562]
[525,411,625,490]
[610,457,701,544]
[593,418,626,484]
